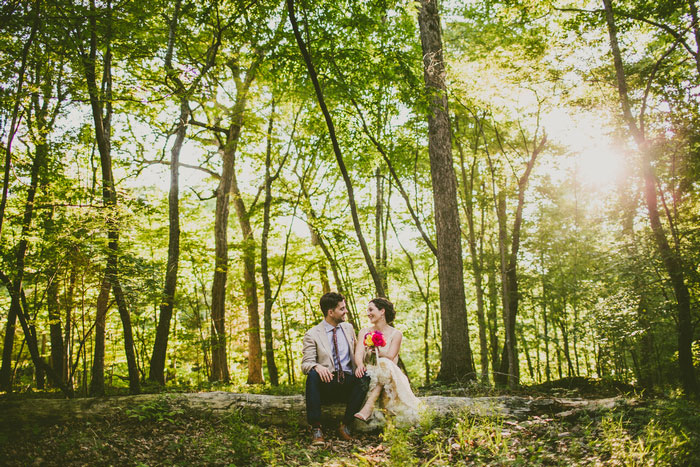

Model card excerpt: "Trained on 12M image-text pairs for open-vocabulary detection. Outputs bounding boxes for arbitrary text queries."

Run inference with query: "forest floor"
[1,378,699,466]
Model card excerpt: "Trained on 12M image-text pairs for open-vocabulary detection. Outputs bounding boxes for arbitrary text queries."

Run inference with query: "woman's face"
[367,302,384,324]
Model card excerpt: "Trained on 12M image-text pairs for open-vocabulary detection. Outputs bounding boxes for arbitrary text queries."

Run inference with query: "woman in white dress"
[353,297,423,425]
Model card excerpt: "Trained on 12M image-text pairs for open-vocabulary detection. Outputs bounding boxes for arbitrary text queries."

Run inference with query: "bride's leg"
[354,383,382,421]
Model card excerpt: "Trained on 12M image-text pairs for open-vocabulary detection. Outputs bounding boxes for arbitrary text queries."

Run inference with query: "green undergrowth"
[1,394,698,466]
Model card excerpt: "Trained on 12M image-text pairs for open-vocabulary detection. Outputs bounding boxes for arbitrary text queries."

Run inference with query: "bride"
[353,297,423,426]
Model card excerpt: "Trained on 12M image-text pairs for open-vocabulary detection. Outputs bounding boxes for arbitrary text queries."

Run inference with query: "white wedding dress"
[363,330,424,427]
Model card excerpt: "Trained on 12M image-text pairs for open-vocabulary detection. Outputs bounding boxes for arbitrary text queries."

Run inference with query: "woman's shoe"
[354,411,369,422]
[354,384,382,422]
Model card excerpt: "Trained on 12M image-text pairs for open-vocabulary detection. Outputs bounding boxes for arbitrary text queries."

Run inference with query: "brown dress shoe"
[338,423,352,441]
[311,427,325,446]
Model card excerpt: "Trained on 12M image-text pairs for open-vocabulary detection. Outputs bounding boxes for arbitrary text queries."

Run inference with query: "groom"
[302,292,368,445]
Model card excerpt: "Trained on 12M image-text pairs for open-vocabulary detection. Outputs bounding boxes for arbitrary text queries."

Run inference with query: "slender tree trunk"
[208,97,251,383]
[48,273,64,387]
[559,317,575,377]
[0,306,18,391]
[287,0,386,298]
[81,0,139,395]
[89,276,110,395]
[494,191,511,387]
[230,152,264,385]
[495,135,544,388]
[687,0,700,74]
[280,303,291,383]
[457,127,490,384]
[487,246,500,382]
[0,1,38,239]
[149,96,186,384]
[394,221,433,384]
[261,100,279,386]
[0,93,64,392]
[519,327,535,380]
[209,161,232,382]
[603,0,698,395]
[309,227,331,293]
[63,262,77,385]
[542,275,551,382]
[416,0,475,382]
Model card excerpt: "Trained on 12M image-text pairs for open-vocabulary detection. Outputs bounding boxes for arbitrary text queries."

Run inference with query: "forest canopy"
[0,0,698,398]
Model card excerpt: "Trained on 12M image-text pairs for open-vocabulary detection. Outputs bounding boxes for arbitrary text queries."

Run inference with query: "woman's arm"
[354,329,367,377]
[383,330,402,362]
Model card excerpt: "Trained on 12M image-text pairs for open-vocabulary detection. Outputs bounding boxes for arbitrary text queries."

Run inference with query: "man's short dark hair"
[320,292,345,316]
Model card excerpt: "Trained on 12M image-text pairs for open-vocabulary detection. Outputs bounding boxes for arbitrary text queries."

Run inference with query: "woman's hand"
[355,364,366,378]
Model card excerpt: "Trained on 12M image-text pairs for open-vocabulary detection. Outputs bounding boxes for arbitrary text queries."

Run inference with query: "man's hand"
[354,365,366,378]
[315,365,334,383]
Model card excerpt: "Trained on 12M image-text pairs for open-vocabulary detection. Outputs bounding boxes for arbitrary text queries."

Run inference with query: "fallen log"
[0,392,623,432]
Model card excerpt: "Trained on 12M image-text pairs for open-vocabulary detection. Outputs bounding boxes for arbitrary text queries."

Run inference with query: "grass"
[1,389,698,466]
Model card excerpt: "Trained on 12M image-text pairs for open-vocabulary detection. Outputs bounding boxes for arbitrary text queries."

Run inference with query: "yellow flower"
[364,333,374,347]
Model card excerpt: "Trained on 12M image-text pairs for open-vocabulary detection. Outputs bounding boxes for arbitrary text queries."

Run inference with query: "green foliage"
[382,417,418,466]
[125,396,183,423]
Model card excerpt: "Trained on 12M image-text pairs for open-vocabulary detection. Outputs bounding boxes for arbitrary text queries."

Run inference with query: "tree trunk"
[89,277,110,395]
[687,0,700,74]
[261,100,279,386]
[150,0,226,385]
[486,246,501,382]
[149,96,186,385]
[0,1,38,239]
[63,263,77,385]
[0,306,17,391]
[230,147,264,386]
[456,124,490,384]
[287,0,386,298]
[496,135,544,388]
[309,227,331,293]
[494,191,511,387]
[0,86,65,392]
[542,273,551,382]
[209,157,232,382]
[48,273,64,387]
[559,318,575,377]
[81,0,139,395]
[416,0,475,383]
[603,0,698,395]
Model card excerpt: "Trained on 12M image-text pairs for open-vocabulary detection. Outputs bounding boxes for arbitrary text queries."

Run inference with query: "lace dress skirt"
[365,357,424,427]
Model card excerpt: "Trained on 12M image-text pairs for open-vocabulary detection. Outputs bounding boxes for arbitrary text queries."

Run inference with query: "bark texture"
[417,0,475,382]
[82,0,139,395]
[149,96,186,384]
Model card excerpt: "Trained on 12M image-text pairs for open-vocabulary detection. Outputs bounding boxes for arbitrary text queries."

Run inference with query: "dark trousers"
[305,368,369,426]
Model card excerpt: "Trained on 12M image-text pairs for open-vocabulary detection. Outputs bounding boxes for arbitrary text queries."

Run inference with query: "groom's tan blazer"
[301,321,357,375]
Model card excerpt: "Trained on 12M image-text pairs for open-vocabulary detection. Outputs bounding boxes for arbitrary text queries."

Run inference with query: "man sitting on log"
[301,292,368,445]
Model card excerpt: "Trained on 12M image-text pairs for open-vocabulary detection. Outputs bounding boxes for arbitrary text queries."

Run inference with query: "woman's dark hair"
[320,292,345,316]
[370,297,395,324]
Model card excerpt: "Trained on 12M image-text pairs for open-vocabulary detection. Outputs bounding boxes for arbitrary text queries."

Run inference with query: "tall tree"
[416,0,476,382]
[287,0,387,298]
[148,0,225,385]
[602,0,698,395]
[76,0,139,395]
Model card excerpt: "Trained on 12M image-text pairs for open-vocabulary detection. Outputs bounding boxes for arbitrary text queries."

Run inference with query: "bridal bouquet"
[363,331,386,366]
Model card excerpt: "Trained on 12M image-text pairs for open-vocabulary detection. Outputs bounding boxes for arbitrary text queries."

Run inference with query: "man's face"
[326,300,347,325]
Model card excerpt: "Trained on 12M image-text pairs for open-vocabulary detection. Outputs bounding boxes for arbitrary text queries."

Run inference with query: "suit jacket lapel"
[315,323,332,359]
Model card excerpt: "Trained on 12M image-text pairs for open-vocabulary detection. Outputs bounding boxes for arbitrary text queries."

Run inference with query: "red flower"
[371,331,386,347]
